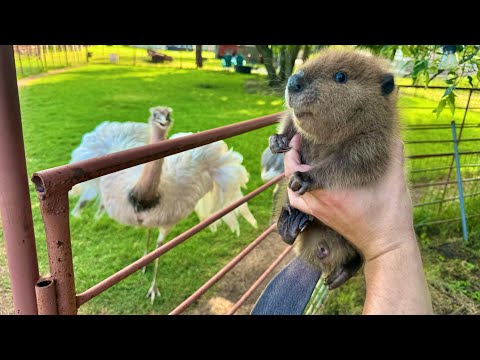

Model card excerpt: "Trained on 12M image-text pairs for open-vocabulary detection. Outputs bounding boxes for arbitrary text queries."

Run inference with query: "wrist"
[356,225,417,262]
[362,234,433,315]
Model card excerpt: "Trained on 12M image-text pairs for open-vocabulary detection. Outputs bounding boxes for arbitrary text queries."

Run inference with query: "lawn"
[88,45,225,71]
[3,64,283,314]
[14,46,226,80]
[1,62,479,314]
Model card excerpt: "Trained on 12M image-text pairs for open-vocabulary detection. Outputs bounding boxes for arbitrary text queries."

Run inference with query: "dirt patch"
[187,232,295,315]
[17,66,83,87]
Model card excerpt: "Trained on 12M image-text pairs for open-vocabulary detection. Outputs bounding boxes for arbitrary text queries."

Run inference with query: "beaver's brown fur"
[270,48,400,289]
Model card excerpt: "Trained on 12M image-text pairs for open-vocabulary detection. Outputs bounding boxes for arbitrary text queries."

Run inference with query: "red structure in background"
[216,45,239,58]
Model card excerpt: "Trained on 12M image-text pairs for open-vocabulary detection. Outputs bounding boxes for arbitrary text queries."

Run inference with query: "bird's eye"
[334,72,347,84]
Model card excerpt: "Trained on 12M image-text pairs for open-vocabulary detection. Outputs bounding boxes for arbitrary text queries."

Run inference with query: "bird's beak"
[153,114,170,128]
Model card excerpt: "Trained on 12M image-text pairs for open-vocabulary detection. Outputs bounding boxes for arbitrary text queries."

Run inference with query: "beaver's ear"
[381,74,395,96]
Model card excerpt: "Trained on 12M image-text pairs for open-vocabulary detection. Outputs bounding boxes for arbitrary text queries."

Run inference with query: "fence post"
[14,45,24,77]
[26,46,33,76]
[42,45,48,71]
[451,121,469,241]
[64,45,69,66]
[0,45,40,314]
[50,45,55,68]
[440,89,473,210]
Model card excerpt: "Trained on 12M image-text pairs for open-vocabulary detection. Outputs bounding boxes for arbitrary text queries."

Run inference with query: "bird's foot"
[269,134,291,153]
[146,281,161,304]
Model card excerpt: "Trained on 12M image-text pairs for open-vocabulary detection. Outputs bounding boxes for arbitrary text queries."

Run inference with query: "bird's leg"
[147,227,171,304]
[141,228,152,274]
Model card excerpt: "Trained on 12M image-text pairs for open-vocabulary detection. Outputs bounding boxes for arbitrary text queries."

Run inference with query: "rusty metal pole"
[31,182,77,315]
[35,276,58,315]
[0,45,40,315]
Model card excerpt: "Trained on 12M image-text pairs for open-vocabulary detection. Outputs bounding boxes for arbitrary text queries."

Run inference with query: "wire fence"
[14,45,89,79]
[13,45,226,79]
[399,85,480,240]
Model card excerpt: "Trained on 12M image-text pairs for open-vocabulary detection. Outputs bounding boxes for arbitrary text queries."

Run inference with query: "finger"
[284,142,302,177]
[284,135,312,177]
[289,134,302,152]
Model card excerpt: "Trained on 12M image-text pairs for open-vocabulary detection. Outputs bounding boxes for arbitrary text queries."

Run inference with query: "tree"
[256,45,280,86]
[256,45,308,87]
[196,45,203,68]
[358,45,480,117]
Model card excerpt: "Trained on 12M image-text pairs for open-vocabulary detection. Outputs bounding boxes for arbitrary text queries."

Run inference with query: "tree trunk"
[196,45,203,68]
[256,45,279,86]
[278,45,287,84]
[279,45,301,83]
[312,45,327,53]
[303,45,311,62]
[287,45,301,77]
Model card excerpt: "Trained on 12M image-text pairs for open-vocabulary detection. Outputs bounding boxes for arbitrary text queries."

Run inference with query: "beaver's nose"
[287,71,305,93]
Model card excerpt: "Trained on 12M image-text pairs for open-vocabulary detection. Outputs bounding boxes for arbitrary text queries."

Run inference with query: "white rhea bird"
[69,106,258,303]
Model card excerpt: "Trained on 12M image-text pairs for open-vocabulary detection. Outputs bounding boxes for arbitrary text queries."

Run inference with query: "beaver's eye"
[334,72,347,84]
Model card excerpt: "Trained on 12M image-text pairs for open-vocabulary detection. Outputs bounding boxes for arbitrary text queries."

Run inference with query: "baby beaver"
[270,48,400,290]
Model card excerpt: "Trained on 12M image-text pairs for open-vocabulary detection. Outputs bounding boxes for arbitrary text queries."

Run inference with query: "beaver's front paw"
[269,134,291,153]
[288,171,313,195]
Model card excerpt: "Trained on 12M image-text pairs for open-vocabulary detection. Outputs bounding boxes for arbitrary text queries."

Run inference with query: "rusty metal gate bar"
[31,112,282,314]
[227,245,293,315]
[170,223,278,315]
[0,46,40,315]
[77,175,283,307]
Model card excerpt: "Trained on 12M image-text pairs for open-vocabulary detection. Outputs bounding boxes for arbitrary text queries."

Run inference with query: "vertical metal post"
[440,89,473,209]
[0,45,40,314]
[451,121,469,241]
[64,45,69,66]
[15,45,24,77]
[30,177,77,315]
[35,276,58,315]
[26,46,33,76]
[42,45,48,70]
[50,45,55,68]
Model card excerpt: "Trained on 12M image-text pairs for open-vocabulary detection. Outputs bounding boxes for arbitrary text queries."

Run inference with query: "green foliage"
[359,45,480,118]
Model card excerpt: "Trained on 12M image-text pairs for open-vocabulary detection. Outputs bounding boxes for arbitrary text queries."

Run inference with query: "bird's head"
[149,106,173,130]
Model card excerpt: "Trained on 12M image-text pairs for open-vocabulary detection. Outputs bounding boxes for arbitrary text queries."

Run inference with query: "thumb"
[284,134,311,177]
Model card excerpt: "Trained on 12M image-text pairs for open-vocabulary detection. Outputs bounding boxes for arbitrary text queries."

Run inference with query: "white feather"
[69,121,257,234]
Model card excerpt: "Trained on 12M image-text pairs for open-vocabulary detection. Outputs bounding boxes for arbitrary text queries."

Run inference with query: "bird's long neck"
[130,128,166,207]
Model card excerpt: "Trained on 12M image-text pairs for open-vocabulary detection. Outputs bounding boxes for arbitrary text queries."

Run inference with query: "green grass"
[1,62,479,314]
[14,45,225,79]
[4,64,283,314]
[88,45,224,71]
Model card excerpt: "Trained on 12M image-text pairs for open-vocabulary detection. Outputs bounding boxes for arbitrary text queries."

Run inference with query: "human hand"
[284,134,415,262]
